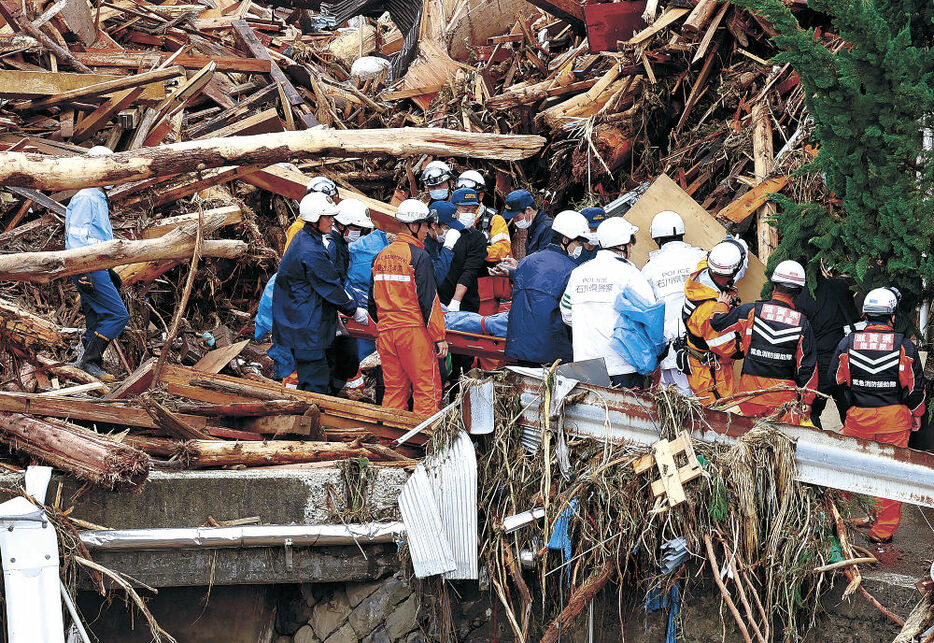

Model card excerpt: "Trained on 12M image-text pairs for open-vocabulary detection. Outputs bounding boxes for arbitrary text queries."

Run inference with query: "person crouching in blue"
[66,146,129,381]
[273,192,369,393]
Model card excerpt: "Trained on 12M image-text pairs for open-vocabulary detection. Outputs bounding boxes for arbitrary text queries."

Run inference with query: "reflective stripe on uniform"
[373,274,412,282]
[706,332,736,347]
[490,232,509,244]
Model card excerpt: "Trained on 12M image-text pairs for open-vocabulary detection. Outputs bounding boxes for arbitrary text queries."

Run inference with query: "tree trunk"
[0,214,246,283]
[0,127,546,191]
[0,412,149,490]
[178,440,391,468]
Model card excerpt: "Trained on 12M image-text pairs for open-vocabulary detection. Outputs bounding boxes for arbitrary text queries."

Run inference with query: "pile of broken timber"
[0,355,426,491]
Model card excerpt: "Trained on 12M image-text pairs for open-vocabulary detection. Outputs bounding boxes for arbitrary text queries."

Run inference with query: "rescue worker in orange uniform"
[829,287,926,543]
[679,240,747,405]
[709,260,818,421]
[368,199,449,416]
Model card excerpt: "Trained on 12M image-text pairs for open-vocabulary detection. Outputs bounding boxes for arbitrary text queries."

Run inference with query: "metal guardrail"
[517,375,934,508]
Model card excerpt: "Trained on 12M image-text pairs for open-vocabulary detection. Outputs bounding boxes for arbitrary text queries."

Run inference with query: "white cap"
[649,210,685,239]
[305,175,337,197]
[335,198,374,228]
[87,145,113,157]
[456,170,486,191]
[863,288,898,315]
[299,192,339,223]
[394,199,430,224]
[771,260,806,288]
[596,217,639,249]
[708,241,744,277]
[552,210,591,241]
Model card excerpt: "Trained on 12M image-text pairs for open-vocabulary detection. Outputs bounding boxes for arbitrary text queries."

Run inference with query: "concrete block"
[309,591,352,641]
[385,594,418,641]
[345,580,382,608]
[323,621,356,643]
[348,576,412,636]
[293,625,319,643]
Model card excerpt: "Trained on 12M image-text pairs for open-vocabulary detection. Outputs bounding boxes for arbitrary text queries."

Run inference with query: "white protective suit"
[560,250,656,376]
[641,240,707,393]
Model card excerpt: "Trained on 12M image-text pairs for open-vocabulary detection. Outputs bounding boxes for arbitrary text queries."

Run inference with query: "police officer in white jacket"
[641,210,707,395]
[560,217,656,388]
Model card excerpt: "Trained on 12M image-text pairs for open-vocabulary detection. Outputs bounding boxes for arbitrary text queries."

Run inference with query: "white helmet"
[394,199,430,224]
[596,217,639,249]
[708,241,744,278]
[420,160,452,187]
[649,210,685,239]
[552,210,591,241]
[771,260,806,288]
[306,175,337,197]
[299,192,339,223]
[335,198,374,228]
[456,170,486,191]
[87,145,113,156]
[863,287,898,315]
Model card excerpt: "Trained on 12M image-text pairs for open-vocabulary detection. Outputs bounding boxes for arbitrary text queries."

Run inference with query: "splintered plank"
[716,176,789,224]
[0,69,166,101]
[73,52,271,73]
[73,87,144,143]
[193,339,250,374]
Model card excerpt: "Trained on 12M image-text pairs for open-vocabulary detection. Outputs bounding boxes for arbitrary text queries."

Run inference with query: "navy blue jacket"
[326,232,350,282]
[505,244,576,363]
[525,210,554,257]
[273,225,356,352]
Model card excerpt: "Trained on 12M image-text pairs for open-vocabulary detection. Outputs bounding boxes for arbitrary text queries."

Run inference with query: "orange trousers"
[377,326,442,416]
[842,405,912,541]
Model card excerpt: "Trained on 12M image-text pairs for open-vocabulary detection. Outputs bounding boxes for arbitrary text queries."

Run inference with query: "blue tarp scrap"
[546,498,578,581]
[609,284,667,375]
[644,582,681,643]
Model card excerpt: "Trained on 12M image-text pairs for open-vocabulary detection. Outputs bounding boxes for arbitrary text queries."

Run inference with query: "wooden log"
[179,440,392,468]
[140,397,217,441]
[752,102,778,261]
[0,128,546,191]
[0,412,149,490]
[14,66,184,111]
[0,297,68,347]
[140,205,242,239]
[121,434,178,458]
[240,414,315,436]
[0,215,247,283]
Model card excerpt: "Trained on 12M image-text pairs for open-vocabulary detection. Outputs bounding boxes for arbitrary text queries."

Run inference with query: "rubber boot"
[78,335,115,382]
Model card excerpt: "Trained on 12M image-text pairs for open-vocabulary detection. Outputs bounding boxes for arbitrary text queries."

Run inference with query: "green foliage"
[734,0,934,327]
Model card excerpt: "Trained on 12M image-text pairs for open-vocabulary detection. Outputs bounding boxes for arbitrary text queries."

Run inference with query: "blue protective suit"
[525,210,554,257]
[65,188,113,249]
[65,188,128,342]
[347,230,390,358]
[424,235,455,291]
[326,232,350,282]
[272,225,356,353]
[254,273,296,380]
[505,244,576,364]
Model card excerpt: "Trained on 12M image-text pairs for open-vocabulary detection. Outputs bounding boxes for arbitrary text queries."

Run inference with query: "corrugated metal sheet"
[517,376,934,508]
[399,467,456,578]
[426,432,478,580]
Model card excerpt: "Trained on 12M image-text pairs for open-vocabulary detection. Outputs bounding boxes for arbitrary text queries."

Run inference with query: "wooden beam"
[72,52,271,73]
[141,205,242,239]
[0,69,165,101]
[193,106,282,140]
[72,87,144,143]
[180,440,397,468]
[716,176,789,225]
[13,66,182,110]
[0,128,546,191]
[524,0,584,29]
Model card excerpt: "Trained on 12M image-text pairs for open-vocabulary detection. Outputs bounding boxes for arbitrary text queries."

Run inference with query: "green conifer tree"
[733,0,934,321]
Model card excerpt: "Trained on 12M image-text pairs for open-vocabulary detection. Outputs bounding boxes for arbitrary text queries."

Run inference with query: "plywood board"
[622,173,767,305]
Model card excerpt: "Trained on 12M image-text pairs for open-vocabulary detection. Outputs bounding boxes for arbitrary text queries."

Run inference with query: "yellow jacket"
[484,212,511,262]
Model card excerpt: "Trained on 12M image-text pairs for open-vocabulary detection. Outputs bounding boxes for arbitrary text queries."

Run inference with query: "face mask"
[457,211,476,228]
[569,245,583,260]
[344,229,361,243]
[429,188,449,200]
[514,216,532,229]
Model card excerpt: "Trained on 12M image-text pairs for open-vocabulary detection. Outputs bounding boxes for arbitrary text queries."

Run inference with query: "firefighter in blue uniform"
[273,193,369,393]
[66,145,129,381]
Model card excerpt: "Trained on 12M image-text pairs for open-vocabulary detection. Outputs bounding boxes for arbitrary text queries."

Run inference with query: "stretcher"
[343,320,507,361]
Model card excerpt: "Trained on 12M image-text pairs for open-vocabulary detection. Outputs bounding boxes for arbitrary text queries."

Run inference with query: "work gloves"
[443,229,461,250]
[353,307,370,325]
